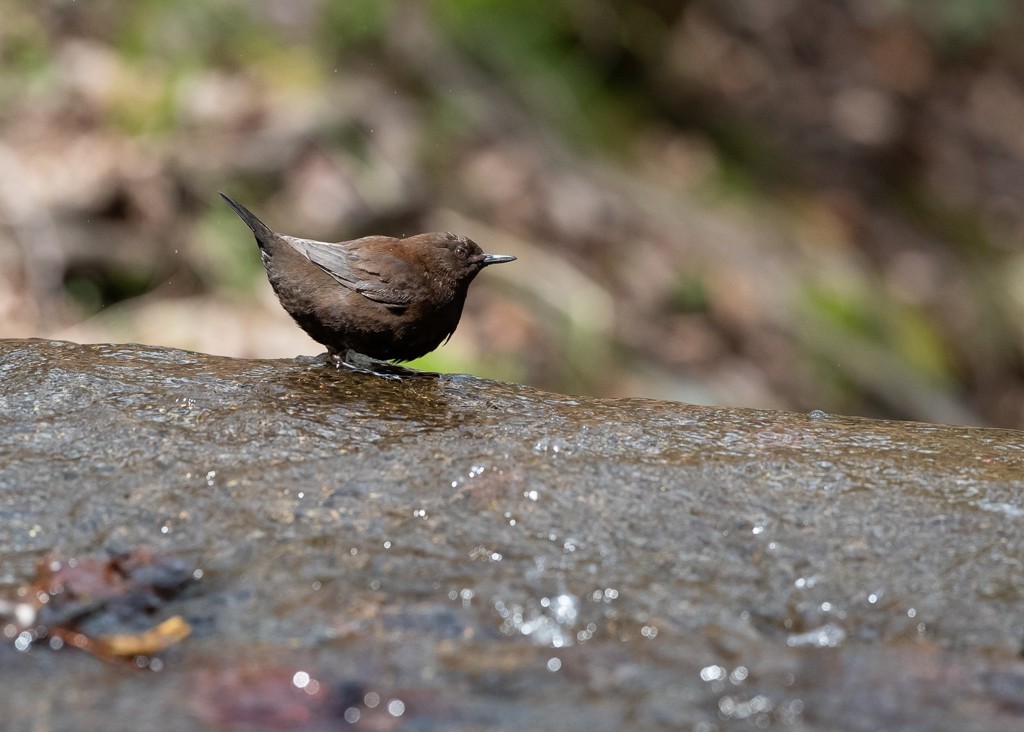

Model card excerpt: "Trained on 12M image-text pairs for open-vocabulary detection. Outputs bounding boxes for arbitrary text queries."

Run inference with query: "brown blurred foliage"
[4,0,1024,427]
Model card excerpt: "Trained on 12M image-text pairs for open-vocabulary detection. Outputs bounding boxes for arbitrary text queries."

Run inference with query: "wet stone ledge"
[1,338,1024,730]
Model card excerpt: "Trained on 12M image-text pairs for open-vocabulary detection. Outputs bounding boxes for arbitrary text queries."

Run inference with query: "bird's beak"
[482,254,517,266]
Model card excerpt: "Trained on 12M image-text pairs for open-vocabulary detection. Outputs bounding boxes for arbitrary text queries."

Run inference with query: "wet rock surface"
[1,338,1023,731]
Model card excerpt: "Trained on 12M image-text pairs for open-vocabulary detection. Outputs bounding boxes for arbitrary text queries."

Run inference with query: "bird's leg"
[329,349,348,370]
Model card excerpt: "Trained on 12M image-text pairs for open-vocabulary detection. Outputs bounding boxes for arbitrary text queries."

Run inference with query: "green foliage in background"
[902,0,1016,49]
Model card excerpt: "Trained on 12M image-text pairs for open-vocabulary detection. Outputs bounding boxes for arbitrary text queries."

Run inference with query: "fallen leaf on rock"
[0,548,197,666]
[97,614,193,656]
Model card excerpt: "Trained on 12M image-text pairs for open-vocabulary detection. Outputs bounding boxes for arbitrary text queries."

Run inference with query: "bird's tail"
[219,192,277,250]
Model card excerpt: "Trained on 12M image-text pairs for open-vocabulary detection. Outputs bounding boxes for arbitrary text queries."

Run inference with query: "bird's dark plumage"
[219,193,516,363]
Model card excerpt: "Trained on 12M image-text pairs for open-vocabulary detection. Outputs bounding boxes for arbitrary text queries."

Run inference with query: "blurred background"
[4,0,1024,427]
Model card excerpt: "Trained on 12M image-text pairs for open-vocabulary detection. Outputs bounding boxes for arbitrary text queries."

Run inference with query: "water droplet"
[552,594,579,623]
[14,632,32,652]
[786,622,846,648]
[386,699,405,717]
[533,436,574,456]
[700,665,727,682]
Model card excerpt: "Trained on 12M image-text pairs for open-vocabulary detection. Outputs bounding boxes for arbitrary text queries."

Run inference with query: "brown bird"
[220,193,516,365]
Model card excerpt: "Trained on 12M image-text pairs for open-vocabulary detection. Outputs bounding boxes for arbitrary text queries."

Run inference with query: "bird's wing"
[283,235,419,308]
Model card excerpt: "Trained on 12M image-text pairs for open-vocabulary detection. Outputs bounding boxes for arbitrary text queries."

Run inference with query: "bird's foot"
[330,350,424,380]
